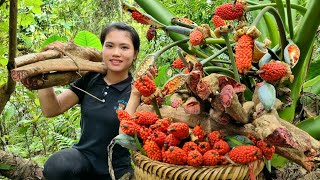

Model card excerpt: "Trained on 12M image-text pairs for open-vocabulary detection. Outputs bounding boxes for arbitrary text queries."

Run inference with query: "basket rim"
[132,151,265,180]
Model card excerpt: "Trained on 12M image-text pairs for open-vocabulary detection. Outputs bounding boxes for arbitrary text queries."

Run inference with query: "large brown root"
[21,71,88,90]
[14,42,102,67]
[15,50,62,67]
[11,57,107,81]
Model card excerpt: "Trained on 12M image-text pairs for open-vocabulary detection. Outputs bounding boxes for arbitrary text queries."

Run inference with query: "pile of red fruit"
[118,110,275,167]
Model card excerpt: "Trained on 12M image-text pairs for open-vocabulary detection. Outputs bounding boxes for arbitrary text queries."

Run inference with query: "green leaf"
[34,98,40,106]
[304,75,320,89]
[263,13,279,48]
[0,22,8,32]
[18,126,29,134]
[17,119,33,127]
[0,57,8,66]
[225,135,254,148]
[154,64,170,87]
[266,160,272,172]
[41,34,68,48]
[114,134,137,150]
[25,0,43,6]
[19,13,35,27]
[0,163,12,170]
[21,35,33,48]
[306,60,320,81]
[271,154,288,169]
[3,103,15,121]
[73,31,102,51]
[31,6,42,14]
[296,115,320,140]
[134,131,146,156]
[25,91,36,99]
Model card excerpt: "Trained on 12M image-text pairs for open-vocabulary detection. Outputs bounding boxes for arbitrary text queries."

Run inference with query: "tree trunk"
[0,150,44,180]
[0,0,17,114]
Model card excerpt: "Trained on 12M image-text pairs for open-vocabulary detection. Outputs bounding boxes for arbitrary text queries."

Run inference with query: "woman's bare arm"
[38,88,79,117]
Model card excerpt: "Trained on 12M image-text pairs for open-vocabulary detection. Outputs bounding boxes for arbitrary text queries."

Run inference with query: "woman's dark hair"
[100,22,140,52]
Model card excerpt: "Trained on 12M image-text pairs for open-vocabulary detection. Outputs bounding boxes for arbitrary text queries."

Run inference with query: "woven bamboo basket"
[132,151,265,180]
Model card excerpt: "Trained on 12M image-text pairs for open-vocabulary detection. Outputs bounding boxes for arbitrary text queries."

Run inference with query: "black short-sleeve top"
[69,72,132,175]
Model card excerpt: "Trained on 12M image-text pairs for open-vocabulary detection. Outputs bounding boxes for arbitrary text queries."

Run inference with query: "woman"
[39,22,142,180]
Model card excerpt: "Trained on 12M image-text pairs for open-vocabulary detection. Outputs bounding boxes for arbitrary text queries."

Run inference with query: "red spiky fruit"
[164,134,181,146]
[189,29,205,46]
[203,150,221,166]
[134,75,156,97]
[228,145,263,164]
[150,130,166,147]
[259,60,292,83]
[139,126,153,143]
[192,125,205,142]
[163,146,187,165]
[120,120,141,136]
[207,131,223,146]
[247,134,257,145]
[212,15,226,28]
[150,118,171,132]
[133,111,158,126]
[187,150,203,167]
[182,141,199,153]
[256,140,275,160]
[131,10,149,25]
[198,141,211,155]
[214,2,245,20]
[167,122,190,139]
[146,26,157,41]
[117,110,131,122]
[172,58,186,69]
[235,34,253,74]
[143,139,162,161]
[212,140,230,155]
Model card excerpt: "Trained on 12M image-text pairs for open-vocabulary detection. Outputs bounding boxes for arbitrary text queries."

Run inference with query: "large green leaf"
[41,34,68,48]
[225,135,254,148]
[296,116,320,140]
[18,13,35,27]
[304,75,320,95]
[271,154,288,169]
[24,0,43,6]
[306,60,320,81]
[73,31,102,51]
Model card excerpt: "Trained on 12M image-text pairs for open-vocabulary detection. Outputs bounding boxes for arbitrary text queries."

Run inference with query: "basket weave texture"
[132,151,265,180]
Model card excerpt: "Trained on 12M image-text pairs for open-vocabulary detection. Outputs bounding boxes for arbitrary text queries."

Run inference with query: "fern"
[50,132,76,150]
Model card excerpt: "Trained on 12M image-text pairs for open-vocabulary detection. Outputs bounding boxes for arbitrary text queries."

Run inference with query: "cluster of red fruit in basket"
[118,110,275,167]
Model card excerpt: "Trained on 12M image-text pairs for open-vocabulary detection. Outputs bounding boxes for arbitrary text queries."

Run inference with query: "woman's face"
[102,29,137,74]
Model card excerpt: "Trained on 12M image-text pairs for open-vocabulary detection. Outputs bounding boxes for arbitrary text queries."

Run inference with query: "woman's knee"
[43,150,73,178]
[43,148,90,179]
